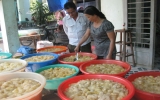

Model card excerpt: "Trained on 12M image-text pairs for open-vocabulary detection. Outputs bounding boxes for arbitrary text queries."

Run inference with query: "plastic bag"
[36,40,53,49]
[17,46,34,55]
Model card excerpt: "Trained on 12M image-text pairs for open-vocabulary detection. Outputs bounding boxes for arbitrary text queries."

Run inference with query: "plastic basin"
[58,74,135,100]
[0,72,46,100]
[80,60,131,77]
[26,90,42,100]
[58,52,97,68]
[21,52,59,72]
[0,59,28,74]
[35,64,79,90]
[127,71,160,100]
[36,46,68,54]
[0,52,12,59]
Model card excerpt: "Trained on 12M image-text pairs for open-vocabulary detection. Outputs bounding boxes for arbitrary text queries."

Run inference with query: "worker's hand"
[74,46,80,53]
[106,54,112,60]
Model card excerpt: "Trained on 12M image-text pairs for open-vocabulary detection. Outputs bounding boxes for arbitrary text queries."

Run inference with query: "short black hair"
[64,2,76,10]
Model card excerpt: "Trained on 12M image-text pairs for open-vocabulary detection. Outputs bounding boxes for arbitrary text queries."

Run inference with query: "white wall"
[24,0,31,21]
[17,0,31,21]
[17,0,25,21]
[101,0,124,60]
[101,0,124,30]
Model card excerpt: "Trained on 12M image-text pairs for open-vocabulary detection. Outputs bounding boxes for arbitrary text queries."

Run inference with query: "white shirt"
[63,13,91,46]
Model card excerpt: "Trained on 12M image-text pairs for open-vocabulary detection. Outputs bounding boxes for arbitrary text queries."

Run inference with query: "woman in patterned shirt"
[75,6,116,59]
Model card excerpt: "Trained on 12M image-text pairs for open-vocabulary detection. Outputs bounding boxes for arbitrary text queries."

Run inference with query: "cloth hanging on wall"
[47,0,68,12]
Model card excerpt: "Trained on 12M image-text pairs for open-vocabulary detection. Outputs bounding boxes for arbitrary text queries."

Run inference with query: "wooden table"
[19,34,41,48]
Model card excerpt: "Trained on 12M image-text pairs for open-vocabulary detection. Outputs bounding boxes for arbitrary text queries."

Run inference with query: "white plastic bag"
[36,40,53,49]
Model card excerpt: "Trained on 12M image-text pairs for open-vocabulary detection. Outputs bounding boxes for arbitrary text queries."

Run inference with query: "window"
[127,0,151,48]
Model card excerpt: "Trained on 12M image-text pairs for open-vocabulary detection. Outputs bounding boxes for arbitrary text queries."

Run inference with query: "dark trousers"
[97,53,116,59]
[68,42,92,53]
[97,56,104,59]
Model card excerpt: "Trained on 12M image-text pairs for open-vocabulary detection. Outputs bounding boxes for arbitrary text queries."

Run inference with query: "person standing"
[63,2,92,53]
[54,10,69,46]
[75,6,116,59]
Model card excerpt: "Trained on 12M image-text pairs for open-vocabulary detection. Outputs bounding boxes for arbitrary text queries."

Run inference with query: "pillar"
[0,0,20,54]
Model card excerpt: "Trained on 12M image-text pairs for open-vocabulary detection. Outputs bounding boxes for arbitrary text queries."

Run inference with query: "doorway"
[154,0,160,69]
[125,0,156,69]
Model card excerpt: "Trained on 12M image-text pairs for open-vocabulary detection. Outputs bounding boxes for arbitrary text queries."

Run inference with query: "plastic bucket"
[25,91,42,100]
[21,53,59,72]
[0,59,28,74]
[127,71,160,100]
[35,64,79,90]
[36,46,68,54]
[0,72,46,100]
[0,52,12,59]
[58,74,135,100]
[80,60,131,77]
[58,52,97,68]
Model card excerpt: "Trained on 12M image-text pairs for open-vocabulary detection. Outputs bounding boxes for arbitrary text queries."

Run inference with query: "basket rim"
[79,59,131,76]
[35,64,79,81]
[58,52,97,64]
